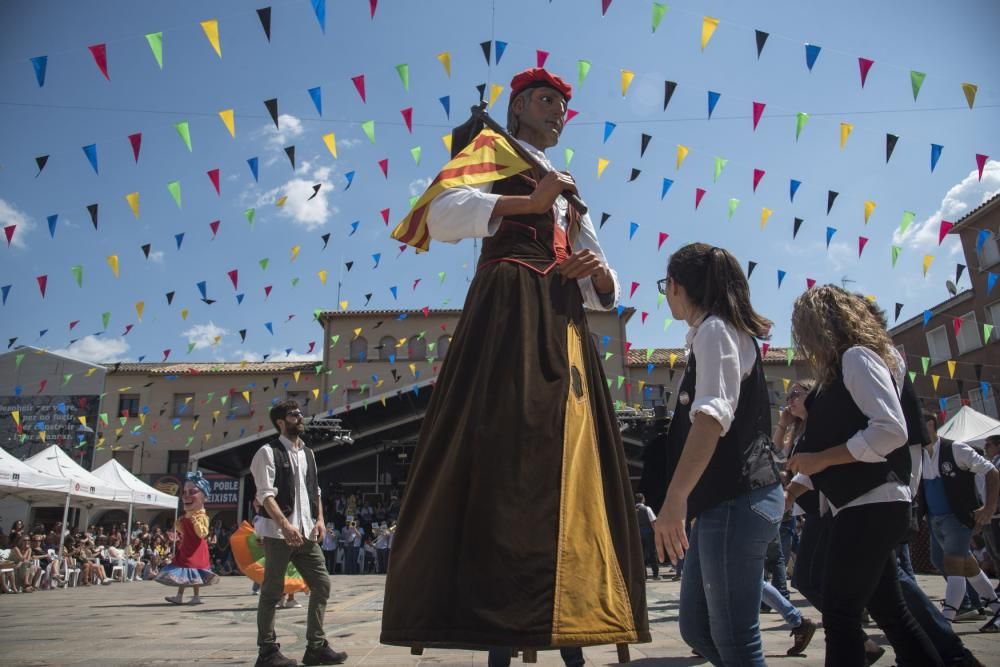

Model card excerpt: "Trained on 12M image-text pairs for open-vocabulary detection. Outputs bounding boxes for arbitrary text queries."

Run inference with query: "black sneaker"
[302,641,347,666]
[256,644,298,667]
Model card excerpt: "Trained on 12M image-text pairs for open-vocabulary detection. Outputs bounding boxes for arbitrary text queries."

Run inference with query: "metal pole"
[57,492,71,561]
[125,500,134,583]
[375,450,380,495]
[236,473,246,524]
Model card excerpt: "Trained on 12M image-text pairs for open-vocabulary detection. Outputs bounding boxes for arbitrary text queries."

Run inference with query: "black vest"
[918,439,981,529]
[660,340,780,519]
[796,366,911,509]
[636,505,653,533]
[268,441,319,521]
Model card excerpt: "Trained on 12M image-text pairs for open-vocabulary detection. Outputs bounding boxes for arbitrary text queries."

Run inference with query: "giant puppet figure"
[381,68,650,652]
[157,471,218,605]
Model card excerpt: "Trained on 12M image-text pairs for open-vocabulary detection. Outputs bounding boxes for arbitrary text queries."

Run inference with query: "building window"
[641,384,667,410]
[407,335,427,360]
[349,336,368,362]
[167,450,189,475]
[230,391,252,418]
[346,387,369,405]
[925,326,950,364]
[173,393,195,417]
[437,335,451,358]
[378,336,398,361]
[978,231,1000,270]
[286,390,310,409]
[969,386,999,419]
[118,393,140,418]
[112,449,135,471]
[988,301,1000,343]
[955,311,981,355]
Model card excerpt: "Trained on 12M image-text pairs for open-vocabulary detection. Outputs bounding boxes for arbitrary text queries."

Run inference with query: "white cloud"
[895,160,1000,251]
[182,321,229,349]
[255,113,305,149]
[408,177,432,197]
[255,162,338,231]
[0,198,37,249]
[149,250,165,264]
[234,349,320,363]
[52,336,130,363]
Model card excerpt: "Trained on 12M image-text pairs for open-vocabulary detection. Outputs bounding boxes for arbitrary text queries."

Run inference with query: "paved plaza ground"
[0,572,997,665]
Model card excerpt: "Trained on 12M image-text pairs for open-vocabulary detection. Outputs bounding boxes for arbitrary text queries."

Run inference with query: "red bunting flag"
[37,275,48,297]
[380,208,390,225]
[163,349,171,362]
[307,341,316,353]
[694,187,706,209]
[352,75,366,102]
[38,379,47,393]
[623,341,632,355]
[976,154,988,181]
[209,220,220,238]
[378,158,389,178]
[630,281,639,298]
[123,324,133,335]
[369,0,377,19]
[421,306,430,318]
[806,278,816,289]
[401,107,413,133]
[858,236,869,257]
[227,269,239,290]
[128,132,142,162]
[602,0,613,15]
[565,109,579,123]
[4,225,15,247]
[69,320,79,330]
[939,220,954,244]
[88,44,109,80]
[641,311,648,324]
[752,168,765,192]
[264,285,272,298]
[207,168,220,195]
[657,231,669,250]
[858,58,874,87]
[752,101,765,130]
[761,343,770,357]
[536,50,549,67]
[952,317,963,337]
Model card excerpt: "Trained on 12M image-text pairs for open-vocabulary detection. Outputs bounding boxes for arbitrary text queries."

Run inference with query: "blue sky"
[1,0,998,365]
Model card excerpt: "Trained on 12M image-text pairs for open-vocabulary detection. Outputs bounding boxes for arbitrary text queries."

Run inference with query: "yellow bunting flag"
[676,145,689,169]
[181,308,189,320]
[218,109,235,137]
[436,52,451,77]
[106,255,120,278]
[11,411,20,428]
[922,254,934,276]
[961,82,978,109]
[839,122,854,150]
[317,269,327,285]
[290,245,301,261]
[392,129,531,251]
[760,207,773,230]
[126,192,140,219]
[340,300,348,311]
[620,69,635,97]
[322,132,337,158]
[409,363,417,377]
[293,371,301,383]
[241,390,250,404]
[864,200,876,224]
[701,16,720,51]
[782,378,790,393]
[312,388,320,400]
[275,196,287,207]
[200,19,221,58]
[947,360,956,379]
[597,157,610,178]
[488,84,503,108]
[931,374,940,391]
[441,133,452,153]
[135,301,144,322]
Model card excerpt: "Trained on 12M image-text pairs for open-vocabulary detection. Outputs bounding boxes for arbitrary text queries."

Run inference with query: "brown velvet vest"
[478,172,579,274]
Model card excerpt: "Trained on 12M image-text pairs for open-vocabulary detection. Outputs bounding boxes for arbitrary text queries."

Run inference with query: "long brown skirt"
[380,261,650,650]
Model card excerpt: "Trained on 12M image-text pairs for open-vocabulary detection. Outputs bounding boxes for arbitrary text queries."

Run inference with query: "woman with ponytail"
[643,243,782,665]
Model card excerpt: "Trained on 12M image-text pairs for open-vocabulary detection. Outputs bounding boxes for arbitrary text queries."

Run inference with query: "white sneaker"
[286,598,302,608]
[164,595,183,605]
[187,596,203,605]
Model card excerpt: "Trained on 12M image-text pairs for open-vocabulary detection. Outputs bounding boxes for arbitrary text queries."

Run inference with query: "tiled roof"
[106,361,319,376]
[626,346,802,367]
[318,309,463,320]
[950,192,1000,233]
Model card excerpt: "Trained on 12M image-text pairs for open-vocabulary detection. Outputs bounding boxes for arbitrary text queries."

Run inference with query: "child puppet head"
[182,471,212,512]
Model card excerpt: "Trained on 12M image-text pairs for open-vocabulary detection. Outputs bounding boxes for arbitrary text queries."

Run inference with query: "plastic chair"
[0,566,17,593]
[62,558,80,587]
[110,558,126,582]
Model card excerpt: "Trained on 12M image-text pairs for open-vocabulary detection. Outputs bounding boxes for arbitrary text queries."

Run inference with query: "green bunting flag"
[101,312,110,329]
[899,210,915,235]
[167,180,182,208]
[795,112,809,140]
[728,198,739,219]
[651,2,667,32]
[410,146,421,165]
[362,120,376,143]
[578,60,591,86]
[891,246,902,267]
[174,121,192,151]
[395,63,409,90]
[910,71,925,101]
[259,258,269,271]
[145,32,163,69]
[713,156,727,182]
[245,208,255,226]
[564,148,574,168]
[71,265,83,287]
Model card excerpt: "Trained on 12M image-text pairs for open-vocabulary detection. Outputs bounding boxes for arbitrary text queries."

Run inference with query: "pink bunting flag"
[694,187,706,209]
[858,236,869,257]
[207,169,220,195]
[858,58,874,87]
[122,324,133,336]
[380,208,390,225]
[806,278,816,289]
[641,311,648,324]
[38,379,47,393]
[264,285,272,298]
[128,132,142,162]
[752,101,765,131]
[209,220,220,238]
[752,168,765,192]
[657,231,669,250]
[378,158,389,178]
[536,50,549,68]
[88,44,109,80]
[352,75,366,102]
[565,109,579,123]
[400,107,413,133]
[938,220,954,244]
[4,225,15,247]
[602,0,613,15]
[629,281,639,298]
[227,269,239,290]
[421,306,430,318]
[69,320,79,330]
[369,0,377,19]
[761,342,770,357]
[163,349,171,362]
[623,341,632,355]
[976,154,989,181]
[37,275,47,297]
[952,317,963,337]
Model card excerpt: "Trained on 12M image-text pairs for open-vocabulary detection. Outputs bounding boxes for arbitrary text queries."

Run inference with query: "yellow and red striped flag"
[391,129,531,251]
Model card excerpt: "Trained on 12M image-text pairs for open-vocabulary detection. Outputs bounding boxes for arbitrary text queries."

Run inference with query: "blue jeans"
[897,565,968,665]
[487,647,583,666]
[896,543,914,578]
[679,483,783,666]
[761,580,802,628]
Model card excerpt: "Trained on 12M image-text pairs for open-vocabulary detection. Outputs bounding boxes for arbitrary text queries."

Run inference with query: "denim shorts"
[928,513,973,557]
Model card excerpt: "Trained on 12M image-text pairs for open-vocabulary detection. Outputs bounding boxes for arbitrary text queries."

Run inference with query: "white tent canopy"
[939,406,1000,449]
[25,444,131,506]
[0,446,71,504]
[91,459,177,510]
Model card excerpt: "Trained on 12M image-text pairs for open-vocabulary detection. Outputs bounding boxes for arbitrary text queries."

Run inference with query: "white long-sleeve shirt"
[250,435,320,541]
[426,139,620,311]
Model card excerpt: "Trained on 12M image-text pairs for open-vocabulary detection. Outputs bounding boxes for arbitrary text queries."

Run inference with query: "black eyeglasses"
[285,410,303,418]
[657,277,671,295]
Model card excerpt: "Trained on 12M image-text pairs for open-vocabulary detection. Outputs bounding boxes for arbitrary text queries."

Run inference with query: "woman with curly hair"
[787,285,940,666]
